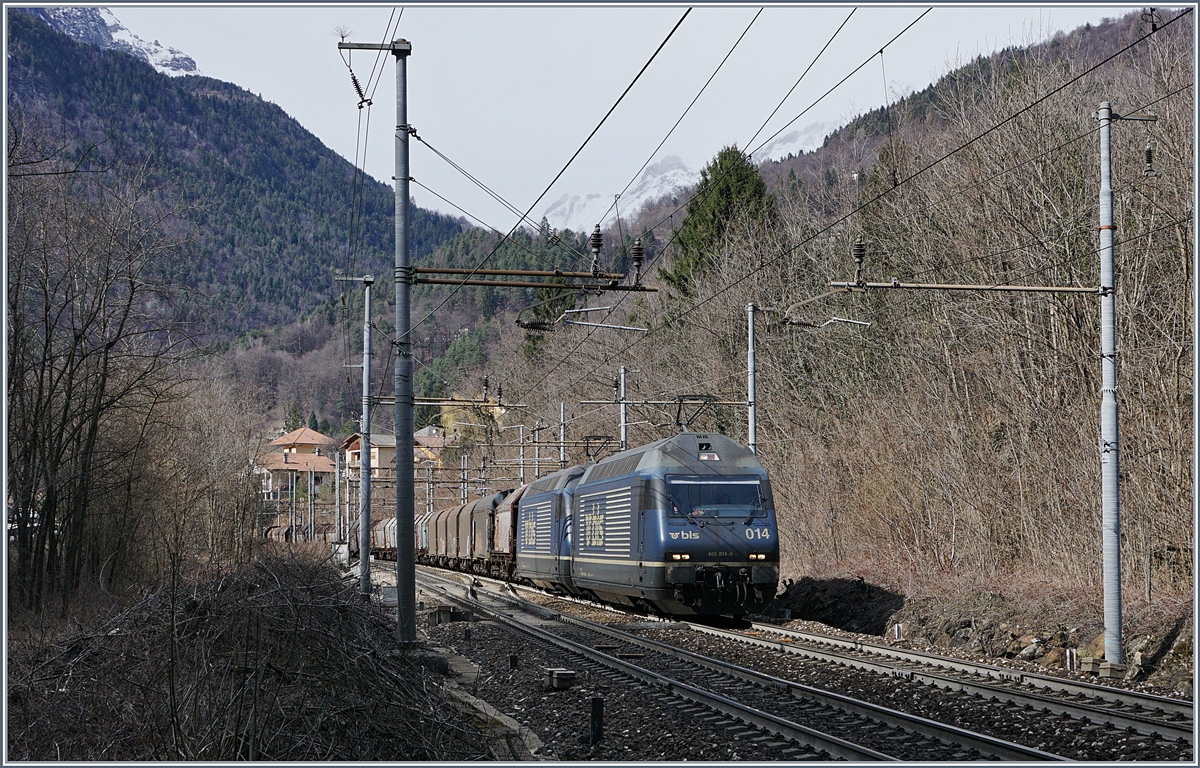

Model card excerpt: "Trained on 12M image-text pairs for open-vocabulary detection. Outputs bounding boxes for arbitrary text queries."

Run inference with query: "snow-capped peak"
[748,122,833,164]
[541,155,697,234]
[24,7,200,78]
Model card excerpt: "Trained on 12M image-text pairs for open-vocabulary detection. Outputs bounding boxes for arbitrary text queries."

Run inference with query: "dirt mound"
[763,575,905,635]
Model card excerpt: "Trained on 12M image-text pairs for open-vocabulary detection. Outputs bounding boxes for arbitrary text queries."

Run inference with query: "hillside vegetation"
[484,10,1194,619]
[6,9,467,335]
[5,6,1191,664]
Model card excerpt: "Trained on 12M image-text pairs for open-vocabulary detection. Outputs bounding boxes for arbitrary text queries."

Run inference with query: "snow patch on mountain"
[24,7,200,77]
[541,155,697,234]
[749,122,833,163]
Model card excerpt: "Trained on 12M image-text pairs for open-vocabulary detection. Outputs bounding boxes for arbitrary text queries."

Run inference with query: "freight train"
[352,432,780,617]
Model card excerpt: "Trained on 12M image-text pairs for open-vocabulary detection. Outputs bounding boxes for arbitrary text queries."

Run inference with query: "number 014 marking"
[744,527,771,540]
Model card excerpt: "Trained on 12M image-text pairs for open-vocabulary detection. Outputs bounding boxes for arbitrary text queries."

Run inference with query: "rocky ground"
[760,573,1193,699]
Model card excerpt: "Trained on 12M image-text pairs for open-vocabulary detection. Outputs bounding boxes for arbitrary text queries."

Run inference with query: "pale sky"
[112,4,1141,230]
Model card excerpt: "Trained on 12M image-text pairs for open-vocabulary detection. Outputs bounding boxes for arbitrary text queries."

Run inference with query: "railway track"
[418,568,1069,761]
[445,571,1190,760]
[491,576,1191,744]
[698,621,1196,746]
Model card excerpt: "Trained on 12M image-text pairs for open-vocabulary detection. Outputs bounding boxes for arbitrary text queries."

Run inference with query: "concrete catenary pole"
[534,422,541,479]
[1097,102,1122,665]
[559,403,567,470]
[747,303,757,455]
[392,42,417,645]
[519,424,526,485]
[359,276,374,595]
[619,366,628,452]
[334,451,341,542]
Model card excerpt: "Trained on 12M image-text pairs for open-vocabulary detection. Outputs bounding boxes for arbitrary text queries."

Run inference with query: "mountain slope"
[21,6,201,77]
[7,10,469,335]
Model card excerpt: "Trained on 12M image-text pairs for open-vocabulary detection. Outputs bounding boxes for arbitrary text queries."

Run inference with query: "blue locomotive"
[518,432,779,615]
[403,432,779,616]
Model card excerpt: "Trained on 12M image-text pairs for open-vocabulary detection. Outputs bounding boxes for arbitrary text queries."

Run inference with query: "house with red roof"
[255,427,337,541]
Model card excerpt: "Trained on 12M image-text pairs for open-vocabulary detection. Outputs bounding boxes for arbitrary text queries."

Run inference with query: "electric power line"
[514,7,935,405]
[594,6,765,230]
[514,11,1192,411]
[405,8,693,340]
[745,7,856,152]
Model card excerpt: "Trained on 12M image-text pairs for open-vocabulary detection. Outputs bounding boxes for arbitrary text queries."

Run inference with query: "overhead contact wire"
[748,8,930,158]
[517,8,924,406]
[745,7,856,151]
[410,178,588,271]
[518,12,1190,407]
[412,136,591,266]
[406,7,693,340]
[595,7,763,229]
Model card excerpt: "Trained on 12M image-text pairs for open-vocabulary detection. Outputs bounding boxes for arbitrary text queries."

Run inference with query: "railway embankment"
[763,572,1193,699]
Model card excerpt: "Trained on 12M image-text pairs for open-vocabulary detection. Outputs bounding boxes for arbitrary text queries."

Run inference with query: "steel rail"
[420,569,1190,735]
[415,573,893,761]
[550,613,1067,762]
[685,623,1191,744]
[442,573,1063,761]
[420,570,1186,753]
[748,623,1194,724]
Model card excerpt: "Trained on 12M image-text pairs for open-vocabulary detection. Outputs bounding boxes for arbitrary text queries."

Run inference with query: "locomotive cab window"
[665,476,766,518]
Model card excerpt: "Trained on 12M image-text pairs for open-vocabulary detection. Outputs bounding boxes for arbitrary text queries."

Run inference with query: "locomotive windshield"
[665,476,766,518]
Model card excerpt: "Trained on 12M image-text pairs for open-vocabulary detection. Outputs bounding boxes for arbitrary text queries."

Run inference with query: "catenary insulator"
[630,238,644,284]
[1144,140,1155,176]
[590,225,602,276]
[852,237,866,285]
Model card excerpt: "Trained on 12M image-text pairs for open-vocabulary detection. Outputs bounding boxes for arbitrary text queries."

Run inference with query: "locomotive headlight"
[749,553,767,560]
[670,553,690,561]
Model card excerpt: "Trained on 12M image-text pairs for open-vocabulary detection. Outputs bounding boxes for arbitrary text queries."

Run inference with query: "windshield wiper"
[671,501,699,525]
[743,497,765,525]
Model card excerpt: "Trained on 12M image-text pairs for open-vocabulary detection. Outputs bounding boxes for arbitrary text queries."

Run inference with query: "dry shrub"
[7,551,488,761]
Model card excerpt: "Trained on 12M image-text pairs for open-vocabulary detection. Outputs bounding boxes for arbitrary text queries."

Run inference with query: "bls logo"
[669,531,699,540]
